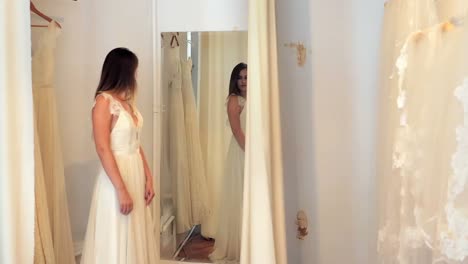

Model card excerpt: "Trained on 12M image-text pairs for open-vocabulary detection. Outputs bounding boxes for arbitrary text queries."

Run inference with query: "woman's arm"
[139,146,153,182]
[227,95,245,151]
[92,96,133,214]
[139,146,155,205]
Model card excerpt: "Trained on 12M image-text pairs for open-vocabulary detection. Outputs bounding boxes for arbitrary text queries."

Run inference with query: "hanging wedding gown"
[378,16,468,263]
[378,0,438,248]
[34,125,55,264]
[164,38,193,232]
[32,21,75,264]
[209,95,246,264]
[158,38,174,249]
[181,58,210,225]
[80,92,158,264]
[379,0,438,101]
[377,0,439,193]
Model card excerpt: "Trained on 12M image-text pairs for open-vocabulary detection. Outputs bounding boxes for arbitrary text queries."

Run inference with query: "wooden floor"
[77,228,215,263]
[176,231,215,262]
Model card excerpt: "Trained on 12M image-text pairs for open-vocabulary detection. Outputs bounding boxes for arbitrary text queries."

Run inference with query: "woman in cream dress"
[210,63,248,263]
[81,48,157,264]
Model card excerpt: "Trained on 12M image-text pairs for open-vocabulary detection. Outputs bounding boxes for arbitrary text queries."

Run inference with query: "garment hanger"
[170,33,180,48]
[30,1,62,28]
[161,32,193,48]
[161,33,182,48]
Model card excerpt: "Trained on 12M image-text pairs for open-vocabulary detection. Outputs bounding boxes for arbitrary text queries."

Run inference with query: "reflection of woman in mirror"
[80,48,157,263]
[210,63,247,263]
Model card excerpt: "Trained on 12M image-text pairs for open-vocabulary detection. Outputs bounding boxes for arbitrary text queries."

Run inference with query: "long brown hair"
[95,47,139,100]
[228,62,247,97]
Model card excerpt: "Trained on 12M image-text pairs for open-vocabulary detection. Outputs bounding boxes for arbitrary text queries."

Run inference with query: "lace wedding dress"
[32,21,75,264]
[80,93,158,263]
[378,8,468,263]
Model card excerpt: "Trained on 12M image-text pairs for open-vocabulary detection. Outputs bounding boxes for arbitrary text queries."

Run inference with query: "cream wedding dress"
[32,21,75,264]
[209,95,246,263]
[181,58,210,227]
[164,39,193,233]
[80,93,158,264]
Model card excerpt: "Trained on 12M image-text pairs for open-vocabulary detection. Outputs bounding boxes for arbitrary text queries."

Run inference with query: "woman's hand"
[145,179,155,206]
[117,188,133,215]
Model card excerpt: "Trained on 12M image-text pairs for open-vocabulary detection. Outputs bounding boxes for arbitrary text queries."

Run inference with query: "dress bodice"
[32,21,61,90]
[96,93,143,155]
[162,32,182,88]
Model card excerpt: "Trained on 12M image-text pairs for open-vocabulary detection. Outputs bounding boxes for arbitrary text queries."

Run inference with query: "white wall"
[276,0,384,263]
[158,0,247,32]
[31,0,154,248]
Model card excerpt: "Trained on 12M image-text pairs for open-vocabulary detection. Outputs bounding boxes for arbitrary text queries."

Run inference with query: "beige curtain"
[240,0,287,263]
[198,31,247,238]
[0,0,35,263]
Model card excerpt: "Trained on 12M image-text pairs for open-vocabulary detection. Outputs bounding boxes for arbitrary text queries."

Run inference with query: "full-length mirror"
[159,31,247,263]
